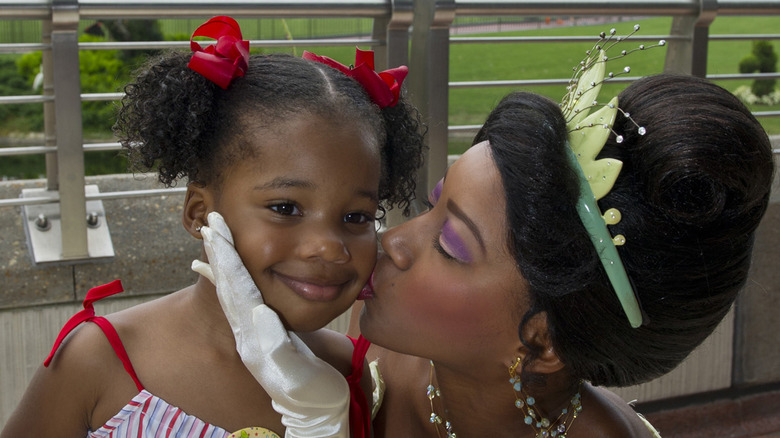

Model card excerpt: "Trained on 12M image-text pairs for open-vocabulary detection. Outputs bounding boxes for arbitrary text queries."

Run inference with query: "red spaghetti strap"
[346,335,372,438]
[44,280,124,367]
[350,335,371,372]
[91,316,144,391]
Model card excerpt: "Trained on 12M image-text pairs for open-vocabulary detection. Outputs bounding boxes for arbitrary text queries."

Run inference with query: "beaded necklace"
[426,360,583,438]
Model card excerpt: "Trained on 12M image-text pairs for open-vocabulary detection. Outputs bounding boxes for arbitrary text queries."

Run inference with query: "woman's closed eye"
[432,233,457,261]
[435,220,473,263]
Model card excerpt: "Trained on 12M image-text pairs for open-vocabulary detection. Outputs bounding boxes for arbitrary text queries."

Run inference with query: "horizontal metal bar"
[450,75,640,89]
[0,95,53,105]
[0,143,122,157]
[709,34,780,41]
[0,43,51,53]
[84,142,122,152]
[78,37,379,52]
[0,186,187,209]
[2,0,779,21]
[0,146,57,156]
[0,195,55,208]
[707,73,780,80]
[0,1,50,19]
[452,0,780,16]
[76,0,391,19]
[754,111,780,118]
[81,92,124,102]
[450,35,683,44]
[86,187,187,200]
[717,0,780,15]
[449,124,482,132]
[452,0,701,17]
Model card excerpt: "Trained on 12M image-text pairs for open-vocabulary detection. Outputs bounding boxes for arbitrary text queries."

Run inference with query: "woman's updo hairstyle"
[482,75,774,387]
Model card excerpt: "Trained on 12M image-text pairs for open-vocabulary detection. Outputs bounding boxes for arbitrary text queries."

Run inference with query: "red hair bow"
[303,48,408,108]
[188,16,249,89]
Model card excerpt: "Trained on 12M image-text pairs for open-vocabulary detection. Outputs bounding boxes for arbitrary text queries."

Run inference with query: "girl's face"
[360,141,527,366]
[212,114,381,332]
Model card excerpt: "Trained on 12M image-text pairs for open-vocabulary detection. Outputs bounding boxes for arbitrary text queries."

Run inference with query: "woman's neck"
[428,361,578,438]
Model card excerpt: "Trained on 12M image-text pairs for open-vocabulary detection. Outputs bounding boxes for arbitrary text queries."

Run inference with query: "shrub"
[738,40,777,97]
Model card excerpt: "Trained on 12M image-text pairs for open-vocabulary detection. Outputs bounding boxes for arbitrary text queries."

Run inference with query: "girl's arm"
[1,323,109,437]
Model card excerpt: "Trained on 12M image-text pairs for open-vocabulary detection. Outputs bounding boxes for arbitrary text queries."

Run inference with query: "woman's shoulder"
[576,384,660,437]
[363,347,431,437]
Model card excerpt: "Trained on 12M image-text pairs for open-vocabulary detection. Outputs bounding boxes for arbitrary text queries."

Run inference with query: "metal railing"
[0,0,778,264]
[406,0,780,200]
[0,0,414,264]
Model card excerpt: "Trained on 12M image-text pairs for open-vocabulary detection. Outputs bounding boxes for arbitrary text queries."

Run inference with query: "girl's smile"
[208,112,382,332]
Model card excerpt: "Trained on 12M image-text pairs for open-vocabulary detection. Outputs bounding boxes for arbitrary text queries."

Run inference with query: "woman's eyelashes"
[434,220,472,263]
[433,234,456,261]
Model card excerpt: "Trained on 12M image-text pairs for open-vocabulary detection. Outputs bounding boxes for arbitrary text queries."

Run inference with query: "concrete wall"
[1,151,779,425]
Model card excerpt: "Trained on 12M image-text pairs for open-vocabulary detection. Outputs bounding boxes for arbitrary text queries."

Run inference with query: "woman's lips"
[357,272,375,300]
[275,272,346,302]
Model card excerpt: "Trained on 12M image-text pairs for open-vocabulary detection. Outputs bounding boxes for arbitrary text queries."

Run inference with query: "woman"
[354,74,775,437]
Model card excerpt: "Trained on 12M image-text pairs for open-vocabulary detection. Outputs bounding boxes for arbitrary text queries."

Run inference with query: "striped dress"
[88,390,232,438]
[45,280,371,438]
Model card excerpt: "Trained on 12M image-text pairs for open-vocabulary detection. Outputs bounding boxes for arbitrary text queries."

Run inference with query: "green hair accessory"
[561,26,665,328]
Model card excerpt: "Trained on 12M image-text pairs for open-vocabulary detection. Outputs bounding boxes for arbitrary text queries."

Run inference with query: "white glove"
[192,211,350,438]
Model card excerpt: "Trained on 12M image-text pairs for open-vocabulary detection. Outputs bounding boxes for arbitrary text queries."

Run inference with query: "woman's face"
[360,141,527,365]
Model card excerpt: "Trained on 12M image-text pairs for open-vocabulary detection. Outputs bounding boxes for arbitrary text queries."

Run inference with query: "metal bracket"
[21,185,115,265]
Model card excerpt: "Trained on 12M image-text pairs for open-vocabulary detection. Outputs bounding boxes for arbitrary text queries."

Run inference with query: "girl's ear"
[516,312,565,374]
[183,183,215,239]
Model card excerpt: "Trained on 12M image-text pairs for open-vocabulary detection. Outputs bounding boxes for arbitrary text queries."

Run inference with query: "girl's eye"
[344,212,375,225]
[269,203,301,216]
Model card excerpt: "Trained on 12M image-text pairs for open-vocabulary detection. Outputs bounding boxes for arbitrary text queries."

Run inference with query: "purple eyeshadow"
[441,220,472,263]
[430,179,443,204]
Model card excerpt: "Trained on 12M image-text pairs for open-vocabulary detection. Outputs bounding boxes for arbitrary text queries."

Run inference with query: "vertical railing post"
[408,0,455,206]
[664,0,717,77]
[41,18,57,190]
[691,0,717,78]
[51,0,88,259]
[372,0,413,71]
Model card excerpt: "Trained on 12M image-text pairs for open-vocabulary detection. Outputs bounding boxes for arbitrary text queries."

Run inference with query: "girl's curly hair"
[114,51,425,215]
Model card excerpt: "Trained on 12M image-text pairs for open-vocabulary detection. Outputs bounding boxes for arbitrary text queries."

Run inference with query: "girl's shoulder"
[295,328,356,376]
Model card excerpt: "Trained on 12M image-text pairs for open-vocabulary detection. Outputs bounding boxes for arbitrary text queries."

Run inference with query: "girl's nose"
[297,225,350,264]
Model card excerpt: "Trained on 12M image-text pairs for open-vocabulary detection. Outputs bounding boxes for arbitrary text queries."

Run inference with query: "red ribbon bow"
[188,16,250,89]
[303,48,408,108]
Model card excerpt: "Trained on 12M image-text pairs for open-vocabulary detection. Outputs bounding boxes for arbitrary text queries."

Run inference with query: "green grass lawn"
[445,16,780,153]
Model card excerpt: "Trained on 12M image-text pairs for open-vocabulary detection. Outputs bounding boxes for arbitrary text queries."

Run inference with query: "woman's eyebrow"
[446,198,485,253]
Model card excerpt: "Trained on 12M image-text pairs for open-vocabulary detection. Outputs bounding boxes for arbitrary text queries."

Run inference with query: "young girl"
[0,16,423,438]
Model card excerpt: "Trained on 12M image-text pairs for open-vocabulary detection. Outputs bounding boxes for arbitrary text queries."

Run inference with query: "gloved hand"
[192,211,350,438]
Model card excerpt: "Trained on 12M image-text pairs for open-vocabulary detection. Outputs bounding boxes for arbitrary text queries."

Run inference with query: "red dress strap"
[43,280,144,392]
[346,335,372,438]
